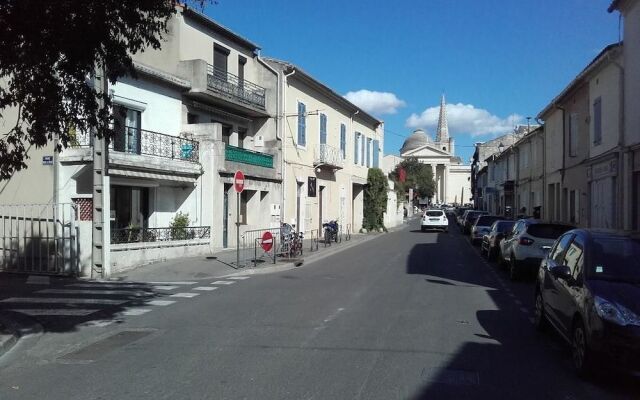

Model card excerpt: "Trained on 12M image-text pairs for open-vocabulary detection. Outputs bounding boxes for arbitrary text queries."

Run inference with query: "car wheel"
[533,291,548,332]
[509,256,519,281]
[571,320,593,378]
[421,227,425,232]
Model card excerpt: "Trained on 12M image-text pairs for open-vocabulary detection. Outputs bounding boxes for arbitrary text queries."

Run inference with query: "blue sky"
[203,0,620,162]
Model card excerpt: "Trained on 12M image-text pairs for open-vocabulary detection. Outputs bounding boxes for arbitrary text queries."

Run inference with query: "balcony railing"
[225,144,273,168]
[111,226,210,244]
[206,64,266,110]
[314,143,344,170]
[70,127,199,163]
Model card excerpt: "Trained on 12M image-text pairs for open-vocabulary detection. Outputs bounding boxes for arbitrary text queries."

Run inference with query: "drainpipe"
[279,67,296,224]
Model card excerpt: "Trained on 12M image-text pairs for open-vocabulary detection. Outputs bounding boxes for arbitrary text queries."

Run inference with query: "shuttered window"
[373,139,379,168]
[297,102,306,146]
[319,113,327,145]
[361,135,366,166]
[354,132,360,164]
[593,97,602,145]
[569,113,578,157]
[366,138,372,167]
[340,124,346,159]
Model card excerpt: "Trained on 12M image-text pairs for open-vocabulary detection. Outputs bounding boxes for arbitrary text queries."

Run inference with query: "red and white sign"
[233,170,245,193]
[261,231,273,252]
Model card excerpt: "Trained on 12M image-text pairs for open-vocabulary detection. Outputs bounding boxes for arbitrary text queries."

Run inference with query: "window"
[569,113,578,157]
[319,113,327,145]
[238,56,246,85]
[373,139,379,168]
[214,44,230,77]
[366,138,372,167]
[113,105,141,154]
[593,97,602,145]
[340,124,346,159]
[187,113,199,124]
[297,102,306,147]
[564,236,584,278]
[354,132,360,164]
[361,135,366,166]
[551,234,574,265]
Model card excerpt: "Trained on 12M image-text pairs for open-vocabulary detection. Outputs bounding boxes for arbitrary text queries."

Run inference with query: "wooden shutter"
[340,124,346,159]
[298,102,306,146]
[320,114,327,144]
[593,97,602,144]
[354,132,359,164]
[373,139,379,168]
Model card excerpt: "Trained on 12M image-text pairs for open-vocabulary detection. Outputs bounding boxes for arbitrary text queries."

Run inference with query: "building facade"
[265,58,383,235]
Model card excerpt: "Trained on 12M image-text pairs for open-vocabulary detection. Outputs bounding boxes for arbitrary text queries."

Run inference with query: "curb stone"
[0,311,44,359]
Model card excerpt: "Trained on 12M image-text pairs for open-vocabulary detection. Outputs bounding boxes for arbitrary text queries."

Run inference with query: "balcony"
[225,144,273,168]
[314,144,344,171]
[206,64,266,111]
[73,127,199,163]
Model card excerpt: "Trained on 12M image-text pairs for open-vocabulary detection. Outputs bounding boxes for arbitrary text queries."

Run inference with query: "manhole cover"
[60,330,154,362]
[422,368,479,386]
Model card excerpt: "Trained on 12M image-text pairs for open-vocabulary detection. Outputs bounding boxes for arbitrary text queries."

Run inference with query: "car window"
[512,221,523,236]
[426,211,443,217]
[551,234,574,264]
[476,216,501,226]
[588,236,640,283]
[563,239,584,275]
[497,221,515,233]
[527,224,573,239]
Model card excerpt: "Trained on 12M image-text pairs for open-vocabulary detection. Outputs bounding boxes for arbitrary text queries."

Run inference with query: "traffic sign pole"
[233,171,245,267]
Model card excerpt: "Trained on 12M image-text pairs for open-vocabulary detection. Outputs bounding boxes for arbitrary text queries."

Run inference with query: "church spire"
[436,93,449,143]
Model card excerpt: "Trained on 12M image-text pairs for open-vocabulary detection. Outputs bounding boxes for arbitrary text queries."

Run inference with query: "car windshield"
[425,211,443,217]
[588,236,640,283]
[526,224,572,239]
[475,216,501,227]
[496,221,515,232]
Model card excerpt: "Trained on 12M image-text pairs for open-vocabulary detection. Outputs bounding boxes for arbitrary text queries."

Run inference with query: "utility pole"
[91,66,111,278]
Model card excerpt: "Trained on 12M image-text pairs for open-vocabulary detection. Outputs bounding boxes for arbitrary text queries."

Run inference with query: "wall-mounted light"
[498,142,505,153]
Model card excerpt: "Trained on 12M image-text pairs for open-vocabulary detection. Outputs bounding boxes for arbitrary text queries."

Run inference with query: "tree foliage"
[388,157,435,201]
[363,168,389,231]
[0,0,208,179]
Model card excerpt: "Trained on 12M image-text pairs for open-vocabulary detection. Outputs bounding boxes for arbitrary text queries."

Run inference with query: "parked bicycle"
[280,223,303,258]
[322,220,339,245]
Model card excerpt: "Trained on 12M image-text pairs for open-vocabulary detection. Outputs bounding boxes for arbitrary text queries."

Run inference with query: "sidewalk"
[112,231,382,283]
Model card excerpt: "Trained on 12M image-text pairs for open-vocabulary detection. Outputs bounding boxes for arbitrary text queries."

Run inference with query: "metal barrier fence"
[111,226,210,244]
[0,203,78,275]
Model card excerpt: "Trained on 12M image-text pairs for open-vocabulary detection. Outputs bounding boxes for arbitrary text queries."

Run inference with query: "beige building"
[265,58,383,234]
[513,127,545,217]
[609,0,640,231]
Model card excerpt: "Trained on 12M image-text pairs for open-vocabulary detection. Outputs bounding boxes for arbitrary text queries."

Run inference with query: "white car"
[421,209,449,232]
[499,219,574,280]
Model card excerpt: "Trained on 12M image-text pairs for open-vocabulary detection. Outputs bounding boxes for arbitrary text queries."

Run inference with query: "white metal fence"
[0,203,78,275]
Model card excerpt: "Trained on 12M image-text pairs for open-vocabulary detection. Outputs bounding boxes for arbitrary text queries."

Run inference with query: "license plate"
[430,218,440,221]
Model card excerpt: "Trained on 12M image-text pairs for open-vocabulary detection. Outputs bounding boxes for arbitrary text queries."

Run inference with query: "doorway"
[318,185,325,232]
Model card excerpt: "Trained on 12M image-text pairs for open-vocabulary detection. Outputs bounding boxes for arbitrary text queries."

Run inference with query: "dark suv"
[534,229,640,376]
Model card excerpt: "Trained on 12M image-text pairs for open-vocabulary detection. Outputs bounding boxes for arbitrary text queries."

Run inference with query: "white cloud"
[344,90,406,115]
[406,102,523,137]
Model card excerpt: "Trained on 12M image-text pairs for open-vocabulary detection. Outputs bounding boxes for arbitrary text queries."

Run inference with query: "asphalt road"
[1,218,639,399]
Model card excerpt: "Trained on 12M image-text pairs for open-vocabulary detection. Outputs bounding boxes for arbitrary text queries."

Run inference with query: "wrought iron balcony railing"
[111,226,210,244]
[69,127,199,163]
[314,143,344,169]
[206,64,266,110]
[225,144,274,168]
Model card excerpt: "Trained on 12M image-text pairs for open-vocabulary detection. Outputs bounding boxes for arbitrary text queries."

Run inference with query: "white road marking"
[146,300,176,306]
[520,307,529,313]
[211,280,235,285]
[152,285,180,291]
[227,276,250,280]
[67,283,147,289]
[194,286,217,291]
[0,297,126,305]
[170,292,200,298]
[26,276,50,285]
[120,308,152,316]
[147,281,197,285]
[36,289,152,297]
[80,319,115,327]
[6,309,98,316]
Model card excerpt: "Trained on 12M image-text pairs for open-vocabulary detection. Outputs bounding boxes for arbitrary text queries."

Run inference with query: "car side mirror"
[541,245,552,256]
[550,265,572,281]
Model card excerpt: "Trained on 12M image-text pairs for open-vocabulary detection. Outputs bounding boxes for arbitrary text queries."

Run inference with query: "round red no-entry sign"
[261,231,274,252]
[233,170,245,193]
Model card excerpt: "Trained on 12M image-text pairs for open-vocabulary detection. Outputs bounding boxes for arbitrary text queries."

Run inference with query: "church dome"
[401,129,433,154]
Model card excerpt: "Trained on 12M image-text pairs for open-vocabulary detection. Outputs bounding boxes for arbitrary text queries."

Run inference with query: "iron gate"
[0,203,78,275]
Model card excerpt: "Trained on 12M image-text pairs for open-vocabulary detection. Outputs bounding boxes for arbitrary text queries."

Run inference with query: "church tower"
[436,94,454,155]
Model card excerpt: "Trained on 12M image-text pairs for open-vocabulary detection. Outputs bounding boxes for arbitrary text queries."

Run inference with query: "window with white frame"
[297,102,306,147]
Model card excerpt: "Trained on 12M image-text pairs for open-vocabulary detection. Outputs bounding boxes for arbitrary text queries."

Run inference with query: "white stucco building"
[399,95,471,205]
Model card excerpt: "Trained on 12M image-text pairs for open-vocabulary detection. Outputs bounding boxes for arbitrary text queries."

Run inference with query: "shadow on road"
[0,272,163,333]
[403,223,640,399]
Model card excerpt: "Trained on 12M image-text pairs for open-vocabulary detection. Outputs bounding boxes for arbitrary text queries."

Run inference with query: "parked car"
[421,209,449,232]
[456,208,471,226]
[462,210,489,234]
[470,215,503,245]
[481,220,515,260]
[500,219,574,280]
[534,229,640,376]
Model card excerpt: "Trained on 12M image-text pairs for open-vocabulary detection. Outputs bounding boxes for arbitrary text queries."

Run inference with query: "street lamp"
[498,142,505,153]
